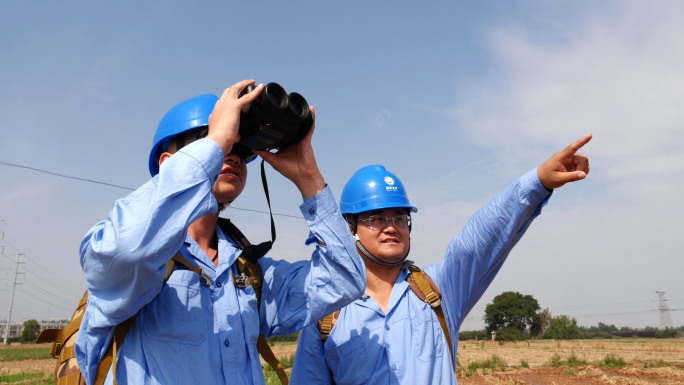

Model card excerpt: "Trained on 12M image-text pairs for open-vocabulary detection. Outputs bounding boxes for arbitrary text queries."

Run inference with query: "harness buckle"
[49,342,62,358]
[233,272,251,288]
[199,270,213,287]
[426,292,442,308]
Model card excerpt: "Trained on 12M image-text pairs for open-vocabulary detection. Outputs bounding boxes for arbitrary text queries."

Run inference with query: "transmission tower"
[3,253,24,344]
[656,291,674,330]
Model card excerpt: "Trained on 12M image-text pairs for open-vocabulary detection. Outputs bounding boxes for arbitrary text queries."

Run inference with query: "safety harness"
[318,261,455,374]
[36,217,288,385]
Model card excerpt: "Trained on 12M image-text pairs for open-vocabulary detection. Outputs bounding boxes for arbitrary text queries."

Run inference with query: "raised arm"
[427,135,593,333]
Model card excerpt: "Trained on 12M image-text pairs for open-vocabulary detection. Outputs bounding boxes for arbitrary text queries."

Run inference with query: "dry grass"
[457,338,684,368]
[457,338,684,385]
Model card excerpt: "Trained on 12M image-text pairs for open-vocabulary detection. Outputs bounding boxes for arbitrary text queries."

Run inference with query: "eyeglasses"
[357,215,411,229]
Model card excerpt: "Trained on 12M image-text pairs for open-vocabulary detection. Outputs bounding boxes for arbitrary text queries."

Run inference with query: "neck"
[188,212,220,265]
[364,256,403,313]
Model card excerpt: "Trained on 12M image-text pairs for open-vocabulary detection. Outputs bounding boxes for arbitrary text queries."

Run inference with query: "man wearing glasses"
[75,80,366,385]
[291,135,592,384]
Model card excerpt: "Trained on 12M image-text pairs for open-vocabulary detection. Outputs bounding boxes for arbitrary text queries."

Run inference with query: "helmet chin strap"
[354,234,410,268]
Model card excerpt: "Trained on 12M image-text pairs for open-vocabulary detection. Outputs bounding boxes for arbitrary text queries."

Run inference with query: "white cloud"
[452,1,684,184]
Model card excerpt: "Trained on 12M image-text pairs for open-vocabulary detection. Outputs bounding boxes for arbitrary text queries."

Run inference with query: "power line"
[0,160,134,190]
[0,160,303,219]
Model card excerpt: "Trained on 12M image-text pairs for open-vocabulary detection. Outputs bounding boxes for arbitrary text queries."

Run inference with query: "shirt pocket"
[325,336,372,385]
[142,270,209,345]
[411,310,445,362]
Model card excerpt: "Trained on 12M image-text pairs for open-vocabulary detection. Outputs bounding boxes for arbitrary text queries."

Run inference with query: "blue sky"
[1,1,682,330]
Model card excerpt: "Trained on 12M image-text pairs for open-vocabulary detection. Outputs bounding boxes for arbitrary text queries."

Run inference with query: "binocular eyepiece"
[234,82,314,160]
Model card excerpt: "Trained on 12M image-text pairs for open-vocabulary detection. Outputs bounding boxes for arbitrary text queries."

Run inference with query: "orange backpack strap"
[317,310,341,341]
[406,264,455,373]
[36,253,194,385]
[170,253,213,286]
[257,335,289,385]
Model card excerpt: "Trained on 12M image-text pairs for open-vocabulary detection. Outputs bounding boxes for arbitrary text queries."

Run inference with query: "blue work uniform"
[74,138,366,385]
[290,169,551,385]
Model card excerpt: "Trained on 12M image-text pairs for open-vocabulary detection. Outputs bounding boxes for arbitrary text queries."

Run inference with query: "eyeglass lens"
[362,215,410,228]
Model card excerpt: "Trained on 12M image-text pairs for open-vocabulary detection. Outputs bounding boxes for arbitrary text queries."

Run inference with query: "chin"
[214,189,242,204]
[377,251,409,263]
[213,180,244,200]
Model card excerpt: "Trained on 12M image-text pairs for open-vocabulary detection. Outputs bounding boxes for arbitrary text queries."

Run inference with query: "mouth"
[220,166,241,180]
[381,237,400,244]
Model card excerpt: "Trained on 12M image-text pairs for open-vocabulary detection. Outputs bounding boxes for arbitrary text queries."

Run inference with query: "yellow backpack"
[37,218,288,385]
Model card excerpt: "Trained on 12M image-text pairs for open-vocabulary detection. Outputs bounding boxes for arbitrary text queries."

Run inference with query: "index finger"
[562,133,593,156]
[222,79,255,97]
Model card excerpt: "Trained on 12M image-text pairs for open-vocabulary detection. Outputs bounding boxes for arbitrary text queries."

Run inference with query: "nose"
[382,221,398,233]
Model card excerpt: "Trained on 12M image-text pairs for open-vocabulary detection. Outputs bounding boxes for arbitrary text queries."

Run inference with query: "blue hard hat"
[148,94,259,176]
[340,165,417,215]
[149,94,218,176]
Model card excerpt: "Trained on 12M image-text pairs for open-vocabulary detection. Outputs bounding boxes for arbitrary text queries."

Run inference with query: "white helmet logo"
[384,176,398,191]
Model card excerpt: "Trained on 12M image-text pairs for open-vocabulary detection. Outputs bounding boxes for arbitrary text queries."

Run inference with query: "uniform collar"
[353,268,413,316]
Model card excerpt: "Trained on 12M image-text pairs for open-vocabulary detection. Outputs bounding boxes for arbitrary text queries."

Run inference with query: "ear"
[158,152,173,169]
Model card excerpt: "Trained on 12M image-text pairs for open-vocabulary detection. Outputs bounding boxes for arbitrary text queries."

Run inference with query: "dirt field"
[456,338,684,385]
[5,339,684,384]
[0,344,54,376]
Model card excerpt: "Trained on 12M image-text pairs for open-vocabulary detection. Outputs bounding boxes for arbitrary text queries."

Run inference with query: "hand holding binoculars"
[234,82,314,160]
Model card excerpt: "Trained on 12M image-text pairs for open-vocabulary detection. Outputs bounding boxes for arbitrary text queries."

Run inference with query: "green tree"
[546,314,582,340]
[495,326,524,341]
[530,308,551,338]
[21,319,41,343]
[484,291,541,335]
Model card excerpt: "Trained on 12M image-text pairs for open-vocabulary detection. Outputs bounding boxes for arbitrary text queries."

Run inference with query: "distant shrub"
[566,352,588,367]
[599,354,628,368]
[496,327,526,342]
[547,353,563,367]
[459,329,488,341]
[655,329,679,338]
[267,331,299,343]
[642,359,672,368]
[466,354,507,375]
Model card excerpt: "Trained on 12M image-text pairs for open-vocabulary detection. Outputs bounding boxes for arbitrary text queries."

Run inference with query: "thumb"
[570,170,587,182]
[553,170,587,188]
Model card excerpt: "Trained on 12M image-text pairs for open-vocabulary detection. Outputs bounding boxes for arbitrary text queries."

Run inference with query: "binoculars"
[234,82,314,159]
